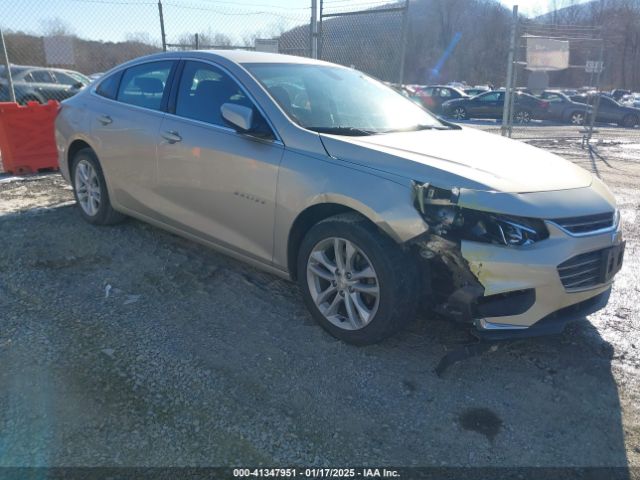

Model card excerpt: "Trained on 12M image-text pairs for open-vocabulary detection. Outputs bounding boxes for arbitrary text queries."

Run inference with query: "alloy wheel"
[571,112,585,125]
[453,107,467,120]
[74,159,101,217]
[306,237,380,331]
[515,110,531,124]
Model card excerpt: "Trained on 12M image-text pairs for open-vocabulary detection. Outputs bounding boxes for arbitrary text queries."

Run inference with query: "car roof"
[130,49,334,67]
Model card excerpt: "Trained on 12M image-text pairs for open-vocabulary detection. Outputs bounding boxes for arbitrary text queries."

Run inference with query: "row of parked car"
[396,83,640,128]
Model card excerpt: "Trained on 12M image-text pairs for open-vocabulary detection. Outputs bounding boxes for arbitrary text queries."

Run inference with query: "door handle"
[98,115,112,125]
[161,130,182,144]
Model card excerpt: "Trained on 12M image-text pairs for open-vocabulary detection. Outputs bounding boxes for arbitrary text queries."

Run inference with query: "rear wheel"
[71,148,125,225]
[297,213,419,345]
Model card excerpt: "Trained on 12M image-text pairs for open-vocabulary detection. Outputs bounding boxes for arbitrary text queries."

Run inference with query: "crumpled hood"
[319,127,593,193]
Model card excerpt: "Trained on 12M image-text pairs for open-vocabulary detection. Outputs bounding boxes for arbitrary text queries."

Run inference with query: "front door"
[155,60,284,264]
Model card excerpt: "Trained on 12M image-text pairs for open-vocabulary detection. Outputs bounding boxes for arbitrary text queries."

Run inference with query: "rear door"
[90,59,177,216]
[155,60,284,263]
[595,97,620,124]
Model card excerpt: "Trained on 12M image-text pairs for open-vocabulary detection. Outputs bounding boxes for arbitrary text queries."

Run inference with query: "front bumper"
[462,220,624,335]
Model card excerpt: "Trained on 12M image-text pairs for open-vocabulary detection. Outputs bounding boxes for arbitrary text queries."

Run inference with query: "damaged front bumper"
[411,181,625,340]
[462,220,624,335]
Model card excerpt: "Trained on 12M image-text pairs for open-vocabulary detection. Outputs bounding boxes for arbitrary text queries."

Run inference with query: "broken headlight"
[411,182,548,247]
[464,211,548,247]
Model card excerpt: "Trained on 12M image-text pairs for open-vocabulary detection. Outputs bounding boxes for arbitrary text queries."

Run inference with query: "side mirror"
[221,103,253,132]
[73,82,84,89]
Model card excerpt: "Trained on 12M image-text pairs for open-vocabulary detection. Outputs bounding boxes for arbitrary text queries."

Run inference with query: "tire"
[297,213,419,345]
[515,110,532,124]
[621,114,638,128]
[451,106,467,121]
[71,148,125,225]
[569,111,585,125]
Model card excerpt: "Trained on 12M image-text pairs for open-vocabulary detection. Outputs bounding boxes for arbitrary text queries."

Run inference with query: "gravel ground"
[0,132,639,470]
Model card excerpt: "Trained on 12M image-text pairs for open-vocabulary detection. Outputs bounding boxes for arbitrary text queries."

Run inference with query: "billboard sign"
[526,36,569,71]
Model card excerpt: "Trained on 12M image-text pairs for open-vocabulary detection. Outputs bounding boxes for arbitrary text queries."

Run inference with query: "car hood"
[319,126,593,193]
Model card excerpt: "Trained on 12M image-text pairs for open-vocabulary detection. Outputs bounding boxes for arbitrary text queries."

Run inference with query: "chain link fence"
[0,0,638,148]
[0,0,405,105]
[319,1,408,83]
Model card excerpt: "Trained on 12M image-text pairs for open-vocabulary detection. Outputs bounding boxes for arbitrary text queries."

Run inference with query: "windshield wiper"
[309,126,378,136]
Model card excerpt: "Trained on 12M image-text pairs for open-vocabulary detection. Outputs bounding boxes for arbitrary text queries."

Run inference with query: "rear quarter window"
[96,71,123,100]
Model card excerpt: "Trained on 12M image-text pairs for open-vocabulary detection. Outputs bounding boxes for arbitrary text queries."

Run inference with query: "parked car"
[464,86,491,97]
[570,93,640,128]
[0,65,90,104]
[620,93,640,108]
[89,72,105,81]
[532,90,592,125]
[412,85,468,113]
[56,51,624,345]
[441,90,549,123]
[610,89,631,101]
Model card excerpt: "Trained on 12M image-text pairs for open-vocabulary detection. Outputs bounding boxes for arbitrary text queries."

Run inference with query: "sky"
[2,0,594,45]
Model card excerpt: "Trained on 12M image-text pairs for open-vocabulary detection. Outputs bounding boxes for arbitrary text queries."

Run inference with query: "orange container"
[0,100,60,175]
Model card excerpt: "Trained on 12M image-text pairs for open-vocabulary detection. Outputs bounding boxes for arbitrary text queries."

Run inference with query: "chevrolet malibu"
[55,51,625,345]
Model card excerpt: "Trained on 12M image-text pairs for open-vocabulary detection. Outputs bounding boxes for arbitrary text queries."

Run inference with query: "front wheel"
[451,106,467,120]
[297,213,419,345]
[570,111,586,125]
[71,148,125,225]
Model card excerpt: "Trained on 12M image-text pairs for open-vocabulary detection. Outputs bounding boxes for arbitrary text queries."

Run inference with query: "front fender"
[272,149,428,269]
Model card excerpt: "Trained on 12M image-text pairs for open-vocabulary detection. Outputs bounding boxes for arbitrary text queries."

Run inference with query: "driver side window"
[175,61,255,127]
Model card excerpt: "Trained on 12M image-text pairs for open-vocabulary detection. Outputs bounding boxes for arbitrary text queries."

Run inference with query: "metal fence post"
[0,28,16,103]
[318,0,324,59]
[310,0,318,59]
[398,0,409,85]
[195,33,199,50]
[501,5,518,137]
[158,0,167,52]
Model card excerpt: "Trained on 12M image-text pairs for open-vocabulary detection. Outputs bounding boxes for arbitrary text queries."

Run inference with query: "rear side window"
[117,61,174,111]
[96,71,122,100]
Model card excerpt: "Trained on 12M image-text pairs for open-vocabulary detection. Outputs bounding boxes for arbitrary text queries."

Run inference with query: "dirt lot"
[0,131,639,472]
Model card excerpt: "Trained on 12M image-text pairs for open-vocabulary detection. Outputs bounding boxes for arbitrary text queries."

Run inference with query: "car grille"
[551,212,614,235]
[557,250,603,290]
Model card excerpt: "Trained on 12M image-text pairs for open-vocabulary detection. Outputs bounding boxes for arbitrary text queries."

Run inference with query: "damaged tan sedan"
[55,51,625,345]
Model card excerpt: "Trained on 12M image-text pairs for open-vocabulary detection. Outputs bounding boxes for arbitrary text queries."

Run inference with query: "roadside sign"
[585,61,604,73]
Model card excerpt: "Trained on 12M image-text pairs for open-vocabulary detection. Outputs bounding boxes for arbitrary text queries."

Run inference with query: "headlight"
[460,209,548,247]
[411,182,548,247]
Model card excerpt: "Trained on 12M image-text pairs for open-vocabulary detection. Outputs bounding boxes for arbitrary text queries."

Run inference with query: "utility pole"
[398,0,409,85]
[158,0,167,52]
[501,5,518,137]
[0,28,16,103]
[310,0,318,59]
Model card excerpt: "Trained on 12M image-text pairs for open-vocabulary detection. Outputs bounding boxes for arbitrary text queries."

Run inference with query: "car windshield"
[245,63,446,135]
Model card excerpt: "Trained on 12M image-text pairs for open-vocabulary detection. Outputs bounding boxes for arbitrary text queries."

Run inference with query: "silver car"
[56,51,625,345]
